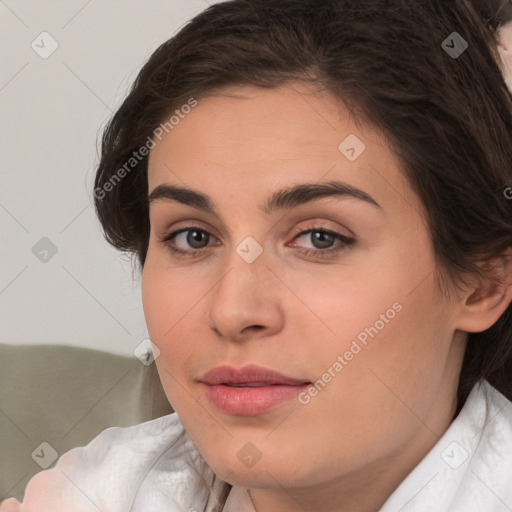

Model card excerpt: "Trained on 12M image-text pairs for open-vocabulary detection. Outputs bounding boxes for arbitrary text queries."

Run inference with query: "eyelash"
[160,224,356,260]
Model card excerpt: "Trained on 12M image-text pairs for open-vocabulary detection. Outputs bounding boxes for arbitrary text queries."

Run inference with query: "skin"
[142,82,512,512]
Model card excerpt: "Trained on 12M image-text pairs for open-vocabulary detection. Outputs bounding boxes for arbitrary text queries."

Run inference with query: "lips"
[199,364,312,416]
[199,364,310,386]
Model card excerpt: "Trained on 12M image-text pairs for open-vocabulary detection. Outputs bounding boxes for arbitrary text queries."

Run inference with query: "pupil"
[188,230,208,248]
[312,231,333,249]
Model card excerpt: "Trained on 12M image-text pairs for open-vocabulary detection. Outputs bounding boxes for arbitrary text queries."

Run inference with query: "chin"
[222,466,297,489]
[204,449,311,489]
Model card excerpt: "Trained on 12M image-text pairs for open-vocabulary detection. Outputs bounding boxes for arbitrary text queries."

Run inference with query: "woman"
[2,0,512,510]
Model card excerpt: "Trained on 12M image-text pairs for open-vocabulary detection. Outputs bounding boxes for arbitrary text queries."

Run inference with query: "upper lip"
[199,364,311,386]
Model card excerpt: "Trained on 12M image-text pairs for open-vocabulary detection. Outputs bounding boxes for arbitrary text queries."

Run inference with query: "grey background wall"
[1,0,216,355]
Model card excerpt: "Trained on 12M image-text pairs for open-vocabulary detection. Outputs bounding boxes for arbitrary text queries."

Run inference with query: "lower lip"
[203,383,311,416]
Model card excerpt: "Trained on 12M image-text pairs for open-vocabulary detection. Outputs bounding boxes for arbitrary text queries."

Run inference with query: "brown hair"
[94,2,512,505]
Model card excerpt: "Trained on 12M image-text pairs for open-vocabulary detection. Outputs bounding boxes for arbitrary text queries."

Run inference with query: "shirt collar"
[224,484,257,512]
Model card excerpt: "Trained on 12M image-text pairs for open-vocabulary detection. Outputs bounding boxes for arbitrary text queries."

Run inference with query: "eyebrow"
[147,180,382,215]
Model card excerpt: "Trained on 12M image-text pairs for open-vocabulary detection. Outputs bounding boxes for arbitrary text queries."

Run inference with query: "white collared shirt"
[2,380,511,511]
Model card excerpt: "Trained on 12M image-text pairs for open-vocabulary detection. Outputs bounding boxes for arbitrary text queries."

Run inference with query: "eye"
[160,225,355,259]
[161,227,218,256]
[288,227,355,259]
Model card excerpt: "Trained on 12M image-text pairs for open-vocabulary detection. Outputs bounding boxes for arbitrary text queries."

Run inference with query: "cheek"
[288,243,450,416]
[142,261,189,368]
[141,256,212,408]
[283,261,399,363]
[141,253,203,342]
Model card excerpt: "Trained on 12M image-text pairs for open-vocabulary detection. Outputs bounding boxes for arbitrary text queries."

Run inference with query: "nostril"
[245,325,265,333]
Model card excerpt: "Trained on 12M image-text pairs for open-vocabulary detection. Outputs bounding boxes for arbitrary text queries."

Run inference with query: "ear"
[497,21,512,93]
[455,247,512,333]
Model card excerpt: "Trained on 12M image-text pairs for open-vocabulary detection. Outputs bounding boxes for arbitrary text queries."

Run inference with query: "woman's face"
[142,83,466,497]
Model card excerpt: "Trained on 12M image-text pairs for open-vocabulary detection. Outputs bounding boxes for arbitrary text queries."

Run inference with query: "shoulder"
[448,380,512,508]
[473,379,512,435]
[0,413,208,511]
[437,380,512,474]
[379,379,512,512]
[73,410,188,468]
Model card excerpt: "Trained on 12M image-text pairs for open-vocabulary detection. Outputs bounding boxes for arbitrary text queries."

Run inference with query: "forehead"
[147,83,416,217]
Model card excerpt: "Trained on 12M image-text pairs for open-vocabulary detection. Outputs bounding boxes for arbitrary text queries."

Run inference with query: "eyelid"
[158,218,219,240]
[288,228,350,247]
[286,225,356,257]
[288,221,353,241]
[160,226,220,250]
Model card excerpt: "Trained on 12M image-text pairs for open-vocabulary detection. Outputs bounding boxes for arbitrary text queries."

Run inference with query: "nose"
[206,244,285,343]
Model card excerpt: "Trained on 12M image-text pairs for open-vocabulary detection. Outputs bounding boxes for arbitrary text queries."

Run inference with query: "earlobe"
[455,249,512,333]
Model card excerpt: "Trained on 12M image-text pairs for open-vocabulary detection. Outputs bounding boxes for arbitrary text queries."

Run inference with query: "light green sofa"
[0,343,173,502]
